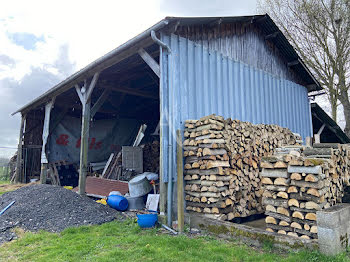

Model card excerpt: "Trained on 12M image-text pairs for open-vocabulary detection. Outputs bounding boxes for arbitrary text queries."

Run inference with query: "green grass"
[0,166,9,181]
[0,220,349,262]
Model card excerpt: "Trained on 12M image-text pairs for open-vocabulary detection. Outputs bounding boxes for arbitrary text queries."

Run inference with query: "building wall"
[160,33,312,182]
[174,22,303,85]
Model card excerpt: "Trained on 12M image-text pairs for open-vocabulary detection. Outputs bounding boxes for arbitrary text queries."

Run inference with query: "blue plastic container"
[107,195,128,211]
[137,213,158,228]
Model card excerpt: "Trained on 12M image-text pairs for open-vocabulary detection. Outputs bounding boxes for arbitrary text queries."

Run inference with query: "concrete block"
[317,204,350,255]
[317,210,341,229]
[318,227,341,256]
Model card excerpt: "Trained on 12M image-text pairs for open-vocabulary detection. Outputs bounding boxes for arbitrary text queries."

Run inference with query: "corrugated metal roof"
[14,14,320,115]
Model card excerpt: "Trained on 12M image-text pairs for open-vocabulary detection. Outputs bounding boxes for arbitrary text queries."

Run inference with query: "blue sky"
[7,32,45,50]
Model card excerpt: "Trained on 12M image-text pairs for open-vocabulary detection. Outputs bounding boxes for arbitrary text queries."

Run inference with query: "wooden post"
[78,100,91,195]
[76,73,100,195]
[40,164,48,184]
[40,99,55,184]
[15,114,26,183]
[306,137,312,147]
[176,129,184,233]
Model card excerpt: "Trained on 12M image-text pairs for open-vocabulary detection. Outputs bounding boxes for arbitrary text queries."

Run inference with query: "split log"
[277,207,290,216]
[290,222,302,229]
[265,216,277,225]
[305,213,317,221]
[288,199,299,208]
[291,173,302,181]
[292,211,304,220]
[274,178,289,186]
[287,186,298,193]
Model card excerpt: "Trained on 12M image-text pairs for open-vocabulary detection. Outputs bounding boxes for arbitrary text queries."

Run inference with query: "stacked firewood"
[260,155,292,237]
[142,140,160,173]
[183,114,299,220]
[183,115,231,220]
[262,144,350,239]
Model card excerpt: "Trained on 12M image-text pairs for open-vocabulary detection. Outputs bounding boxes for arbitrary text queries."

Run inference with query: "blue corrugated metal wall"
[160,33,312,182]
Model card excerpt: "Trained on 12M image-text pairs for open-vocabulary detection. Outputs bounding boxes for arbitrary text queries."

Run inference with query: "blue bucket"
[107,195,128,211]
[137,213,158,228]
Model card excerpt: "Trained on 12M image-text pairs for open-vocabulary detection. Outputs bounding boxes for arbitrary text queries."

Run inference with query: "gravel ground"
[0,184,120,244]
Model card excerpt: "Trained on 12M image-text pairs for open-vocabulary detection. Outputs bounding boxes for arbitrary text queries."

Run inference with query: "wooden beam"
[15,114,26,183]
[138,48,160,77]
[75,84,84,103]
[108,86,158,99]
[177,130,184,233]
[317,123,326,135]
[91,89,111,118]
[40,99,55,184]
[17,37,156,115]
[86,73,100,101]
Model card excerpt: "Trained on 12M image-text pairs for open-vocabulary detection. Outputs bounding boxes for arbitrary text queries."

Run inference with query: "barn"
[13,14,321,224]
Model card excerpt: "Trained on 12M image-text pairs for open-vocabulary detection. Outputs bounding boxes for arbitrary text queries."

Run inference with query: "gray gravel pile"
[0,184,119,243]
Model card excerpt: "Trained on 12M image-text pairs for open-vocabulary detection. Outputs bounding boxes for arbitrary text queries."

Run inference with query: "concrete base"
[185,213,317,250]
[317,203,350,256]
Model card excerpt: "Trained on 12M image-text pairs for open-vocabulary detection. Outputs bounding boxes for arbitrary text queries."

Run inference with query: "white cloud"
[0,0,259,154]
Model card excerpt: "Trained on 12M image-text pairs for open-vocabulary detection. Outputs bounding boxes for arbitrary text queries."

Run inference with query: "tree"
[258,0,350,135]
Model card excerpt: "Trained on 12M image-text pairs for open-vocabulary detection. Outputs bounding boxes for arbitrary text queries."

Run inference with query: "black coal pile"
[0,184,119,243]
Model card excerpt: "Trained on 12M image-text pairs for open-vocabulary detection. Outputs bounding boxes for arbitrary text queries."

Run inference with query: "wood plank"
[91,89,111,117]
[177,130,184,233]
[287,165,322,175]
[290,180,325,189]
[262,198,288,208]
[15,114,26,183]
[138,48,160,77]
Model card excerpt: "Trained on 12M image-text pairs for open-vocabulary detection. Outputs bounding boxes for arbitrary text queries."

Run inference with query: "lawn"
[0,219,349,262]
[0,166,9,181]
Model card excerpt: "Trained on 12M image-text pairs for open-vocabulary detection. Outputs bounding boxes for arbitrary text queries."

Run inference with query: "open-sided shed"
[13,14,321,225]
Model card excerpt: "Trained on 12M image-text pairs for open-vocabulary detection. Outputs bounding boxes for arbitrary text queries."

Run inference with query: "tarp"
[48,116,140,163]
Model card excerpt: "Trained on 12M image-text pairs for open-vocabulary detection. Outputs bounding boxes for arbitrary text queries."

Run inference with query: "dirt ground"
[242,218,267,230]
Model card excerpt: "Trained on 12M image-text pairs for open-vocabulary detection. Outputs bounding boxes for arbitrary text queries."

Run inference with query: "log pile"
[260,157,293,237]
[183,114,299,220]
[142,140,160,173]
[262,144,350,239]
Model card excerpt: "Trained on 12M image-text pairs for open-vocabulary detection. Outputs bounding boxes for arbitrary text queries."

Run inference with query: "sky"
[0,0,257,157]
[0,0,339,158]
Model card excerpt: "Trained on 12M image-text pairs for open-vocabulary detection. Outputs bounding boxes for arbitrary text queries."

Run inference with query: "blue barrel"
[107,195,129,211]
